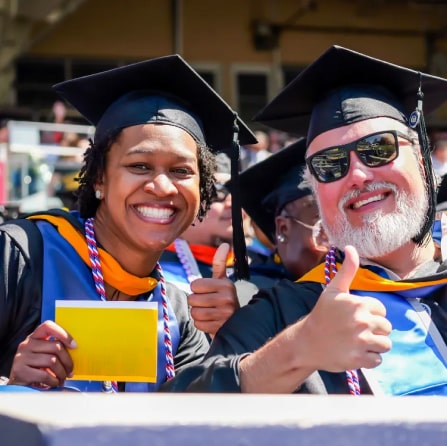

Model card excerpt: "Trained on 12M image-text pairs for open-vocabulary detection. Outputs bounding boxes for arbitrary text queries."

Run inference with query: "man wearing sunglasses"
[162,45,447,396]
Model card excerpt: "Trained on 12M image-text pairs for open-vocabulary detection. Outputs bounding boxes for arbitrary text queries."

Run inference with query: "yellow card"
[55,300,158,382]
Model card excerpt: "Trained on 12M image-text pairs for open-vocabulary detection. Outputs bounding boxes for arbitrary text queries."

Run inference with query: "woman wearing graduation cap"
[237,138,329,294]
[162,46,447,396]
[0,55,256,392]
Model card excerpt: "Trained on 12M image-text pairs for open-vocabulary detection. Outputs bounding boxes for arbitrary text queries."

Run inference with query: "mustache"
[338,182,398,211]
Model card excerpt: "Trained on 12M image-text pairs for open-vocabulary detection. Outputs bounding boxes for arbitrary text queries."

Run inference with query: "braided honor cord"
[85,217,118,393]
[155,262,175,380]
[324,246,361,396]
[84,218,176,392]
[174,238,202,284]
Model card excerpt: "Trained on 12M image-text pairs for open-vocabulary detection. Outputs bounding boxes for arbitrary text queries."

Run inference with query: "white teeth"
[136,206,174,219]
[352,194,385,209]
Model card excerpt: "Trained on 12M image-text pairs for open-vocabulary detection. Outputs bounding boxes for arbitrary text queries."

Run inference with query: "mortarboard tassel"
[409,74,437,246]
[230,113,250,281]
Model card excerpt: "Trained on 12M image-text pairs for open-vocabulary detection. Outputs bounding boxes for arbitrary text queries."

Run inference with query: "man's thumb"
[212,243,230,279]
[327,245,359,293]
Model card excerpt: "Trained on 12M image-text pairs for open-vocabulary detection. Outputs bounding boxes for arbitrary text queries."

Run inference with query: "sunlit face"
[183,172,233,246]
[275,195,326,278]
[306,117,428,259]
[94,123,201,256]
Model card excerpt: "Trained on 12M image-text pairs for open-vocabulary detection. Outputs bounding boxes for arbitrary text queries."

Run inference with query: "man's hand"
[9,320,77,388]
[188,243,240,337]
[300,245,392,372]
[239,245,393,393]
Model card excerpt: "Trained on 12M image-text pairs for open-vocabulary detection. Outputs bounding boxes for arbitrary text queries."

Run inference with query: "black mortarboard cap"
[238,138,311,243]
[53,55,257,155]
[254,45,447,146]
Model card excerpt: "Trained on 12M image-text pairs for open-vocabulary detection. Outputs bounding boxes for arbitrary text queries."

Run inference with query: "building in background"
[1,0,447,131]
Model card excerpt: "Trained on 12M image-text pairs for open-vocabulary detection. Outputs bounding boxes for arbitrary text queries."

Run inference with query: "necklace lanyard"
[174,238,203,284]
[324,246,361,395]
[84,218,175,392]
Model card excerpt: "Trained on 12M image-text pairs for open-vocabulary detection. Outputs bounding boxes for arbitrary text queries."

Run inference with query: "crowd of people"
[1,45,447,396]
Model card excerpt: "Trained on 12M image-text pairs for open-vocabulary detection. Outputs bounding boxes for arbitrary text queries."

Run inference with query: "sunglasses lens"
[214,184,230,202]
[357,132,398,167]
[310,147,349,183]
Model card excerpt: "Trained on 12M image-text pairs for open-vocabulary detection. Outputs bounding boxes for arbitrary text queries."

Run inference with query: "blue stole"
[36,218,181,392]
[300,259,447,395]
[351,291,447,395]
[353,270,447,396]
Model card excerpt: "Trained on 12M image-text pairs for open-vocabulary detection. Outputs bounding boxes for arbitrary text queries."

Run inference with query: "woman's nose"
[144,174,177,195]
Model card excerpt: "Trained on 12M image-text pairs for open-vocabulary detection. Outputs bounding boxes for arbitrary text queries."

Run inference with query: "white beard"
[319,182,428,259]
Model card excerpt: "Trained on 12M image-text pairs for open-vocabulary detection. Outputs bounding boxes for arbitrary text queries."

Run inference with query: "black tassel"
[230,113,250,280]
[411,74,436,246]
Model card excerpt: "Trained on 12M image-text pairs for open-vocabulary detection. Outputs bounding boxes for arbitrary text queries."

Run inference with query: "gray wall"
[1,393,447,446]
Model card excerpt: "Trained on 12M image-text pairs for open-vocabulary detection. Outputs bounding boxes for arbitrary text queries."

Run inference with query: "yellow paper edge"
[55,301,158,382]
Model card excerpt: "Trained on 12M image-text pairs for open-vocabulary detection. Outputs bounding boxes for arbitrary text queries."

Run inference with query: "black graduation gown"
[0,214,210,384]
[160,261,447,394]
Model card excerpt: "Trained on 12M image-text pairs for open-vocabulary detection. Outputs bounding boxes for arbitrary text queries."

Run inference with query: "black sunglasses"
[305,130,414,184]
[214,183,231,202]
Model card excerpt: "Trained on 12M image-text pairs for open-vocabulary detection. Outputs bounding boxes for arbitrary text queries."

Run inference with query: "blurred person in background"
[239,129,271,170]
[160,152,258,315]
[430,127,447,180]
[238,138,329,293]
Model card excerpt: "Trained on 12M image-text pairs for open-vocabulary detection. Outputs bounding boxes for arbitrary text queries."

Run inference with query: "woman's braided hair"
[75,127,217,219]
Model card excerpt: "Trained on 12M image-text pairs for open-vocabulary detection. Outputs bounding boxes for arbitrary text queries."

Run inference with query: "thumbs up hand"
[299,245,392,373]
[188,243,240,338]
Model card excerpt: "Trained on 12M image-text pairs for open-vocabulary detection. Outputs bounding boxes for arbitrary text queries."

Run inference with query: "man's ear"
[313,244,329,253]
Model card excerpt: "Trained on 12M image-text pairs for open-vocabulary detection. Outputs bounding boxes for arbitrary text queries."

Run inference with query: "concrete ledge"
[0,394,446,445]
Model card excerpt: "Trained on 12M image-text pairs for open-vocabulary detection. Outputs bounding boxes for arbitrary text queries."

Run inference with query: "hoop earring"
[95,190,103,200]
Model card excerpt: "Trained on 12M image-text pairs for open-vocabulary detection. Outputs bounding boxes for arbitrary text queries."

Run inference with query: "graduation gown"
[160,256,447,395]
[0,210,209,390]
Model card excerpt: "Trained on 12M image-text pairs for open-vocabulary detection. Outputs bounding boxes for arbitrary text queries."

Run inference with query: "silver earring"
[277,234,285,243]
[95,190,102,200]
